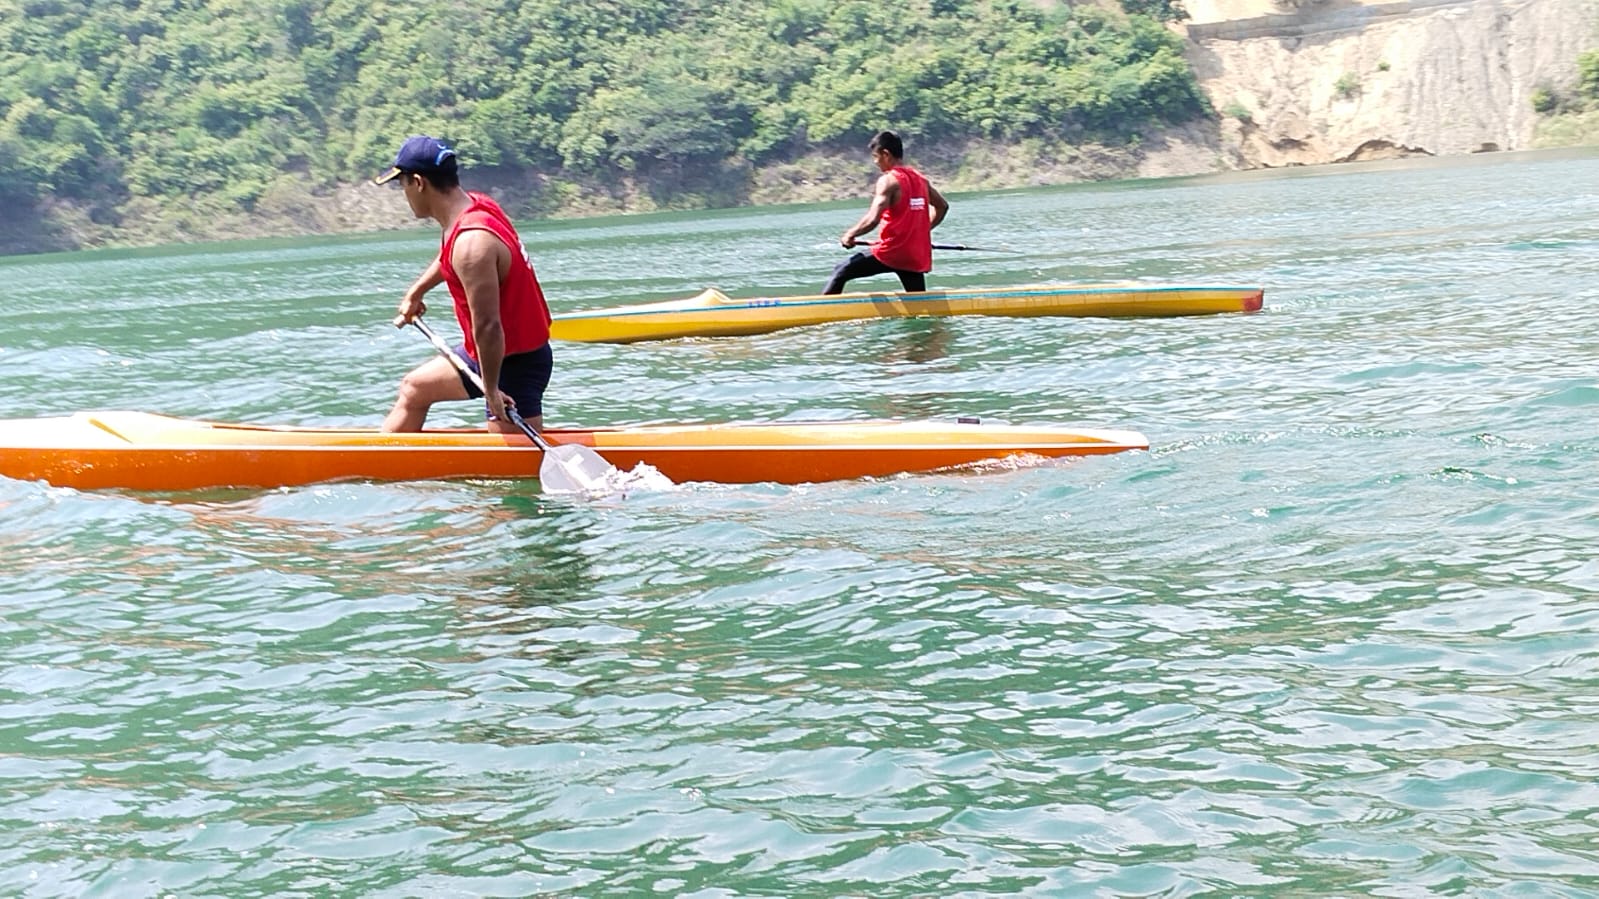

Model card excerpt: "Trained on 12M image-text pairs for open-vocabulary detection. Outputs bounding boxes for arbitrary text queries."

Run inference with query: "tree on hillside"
[1579,49,1599,101]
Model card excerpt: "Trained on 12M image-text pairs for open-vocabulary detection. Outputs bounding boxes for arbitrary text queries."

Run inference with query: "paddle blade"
[539,443,620,494]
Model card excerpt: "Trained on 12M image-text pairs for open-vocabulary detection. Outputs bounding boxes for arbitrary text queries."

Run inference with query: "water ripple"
[2,151,1599,894]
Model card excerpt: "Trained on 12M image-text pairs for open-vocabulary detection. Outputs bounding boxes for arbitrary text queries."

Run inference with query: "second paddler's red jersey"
[439,192,552,359]
[870,166,933,273]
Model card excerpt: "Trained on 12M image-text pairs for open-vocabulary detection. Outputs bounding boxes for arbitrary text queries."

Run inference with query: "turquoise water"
[2,149,1598,895]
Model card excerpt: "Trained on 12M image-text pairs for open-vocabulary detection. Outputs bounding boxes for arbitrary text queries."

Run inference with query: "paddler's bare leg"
[383,356,468,432]
[383,355,546,434]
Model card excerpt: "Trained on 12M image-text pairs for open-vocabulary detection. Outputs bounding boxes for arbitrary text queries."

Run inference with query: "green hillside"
[0,0,1204,253]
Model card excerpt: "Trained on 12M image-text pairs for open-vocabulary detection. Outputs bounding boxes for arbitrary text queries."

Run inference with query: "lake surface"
[2,148,1597,895]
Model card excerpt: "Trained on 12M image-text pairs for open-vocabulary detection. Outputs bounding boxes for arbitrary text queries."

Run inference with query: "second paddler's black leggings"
[823,251,927,295]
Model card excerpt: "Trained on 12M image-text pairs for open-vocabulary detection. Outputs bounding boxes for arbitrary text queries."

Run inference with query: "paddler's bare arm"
[394,256,445,325]
[927,183,949,231]
[840,172,901,248]
[452,229,512,425]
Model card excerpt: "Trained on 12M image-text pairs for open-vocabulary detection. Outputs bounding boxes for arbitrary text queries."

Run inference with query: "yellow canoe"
[550,282,1266,343]
[0,411,1149,492]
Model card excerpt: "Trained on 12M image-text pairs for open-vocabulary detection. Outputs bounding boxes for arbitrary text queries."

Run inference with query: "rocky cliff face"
[1180,0,1599,168]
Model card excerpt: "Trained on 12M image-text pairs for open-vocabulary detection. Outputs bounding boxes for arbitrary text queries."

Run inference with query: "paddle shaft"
[407,318,554,452]
[859,239,1014,253]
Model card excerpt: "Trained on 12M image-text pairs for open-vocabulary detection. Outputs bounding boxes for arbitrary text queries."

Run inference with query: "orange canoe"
[0,411,1149,492]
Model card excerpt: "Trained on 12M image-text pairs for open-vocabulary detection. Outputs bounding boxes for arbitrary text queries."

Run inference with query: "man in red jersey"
[825,130,949,295]
[373,136,554,434]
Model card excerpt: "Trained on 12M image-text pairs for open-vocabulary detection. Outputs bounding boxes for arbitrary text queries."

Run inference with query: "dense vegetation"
[1530,49,1599,151]
[1533,49,1599,113]
[0,0,1204,248]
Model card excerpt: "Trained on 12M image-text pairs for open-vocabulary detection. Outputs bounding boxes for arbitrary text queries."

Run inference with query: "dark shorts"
[823,251,927,295]
[452,342,553,418]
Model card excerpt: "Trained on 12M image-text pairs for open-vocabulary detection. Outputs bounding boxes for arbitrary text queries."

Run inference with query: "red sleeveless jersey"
[870,166,933,273]
[439,193,552,359]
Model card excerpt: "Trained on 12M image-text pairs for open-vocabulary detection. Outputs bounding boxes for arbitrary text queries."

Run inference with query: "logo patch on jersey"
[909,197,926,210]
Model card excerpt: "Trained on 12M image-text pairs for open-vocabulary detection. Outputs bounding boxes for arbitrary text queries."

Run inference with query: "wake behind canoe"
[550,282,1265,343]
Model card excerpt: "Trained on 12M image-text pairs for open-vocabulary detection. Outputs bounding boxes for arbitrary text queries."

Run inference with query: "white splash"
[545,462,677,499]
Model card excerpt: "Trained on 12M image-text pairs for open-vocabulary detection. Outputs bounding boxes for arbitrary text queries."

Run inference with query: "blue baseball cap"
[372,135,458,184]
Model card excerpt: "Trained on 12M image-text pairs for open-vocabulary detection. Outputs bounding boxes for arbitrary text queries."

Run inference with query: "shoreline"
[6,141,1596,260]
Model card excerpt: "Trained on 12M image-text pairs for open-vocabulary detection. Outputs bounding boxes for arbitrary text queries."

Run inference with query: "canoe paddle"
[932,242,1016,253]
[405,316,618,494]
[860,239,1017,253]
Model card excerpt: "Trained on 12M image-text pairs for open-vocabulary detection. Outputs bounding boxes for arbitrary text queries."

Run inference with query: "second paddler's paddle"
[406,316,617,493]
[859,239,1017,253]
[932,242,1016,253]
